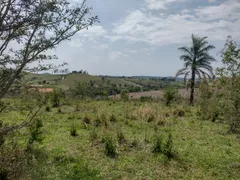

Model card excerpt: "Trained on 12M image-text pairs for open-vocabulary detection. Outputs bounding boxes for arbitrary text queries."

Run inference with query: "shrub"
[57,108,62,113]
[45,106,51,112]
[67,160,100,180]
[137,106,155,122]
[147,113,155,122]
[140,96,153,102]
[152,133,163,154]
[120,89,129,101]
[109,114,117,122]
[117,128,126,144]
[50,90,61,107]
[216,36,240,132]
[163,133,174,159]
[94,117,101,127]
[152,131,175,159]
[89,128,98,143]
[129,139,139,149]
[83,115,91,124]
[172,108,185,117]
[198,78,219,121]
[70,124,78,137]
[104,136,117,158]
[75,104,80,112]
[163,85,178,106]
[27,118,44,151]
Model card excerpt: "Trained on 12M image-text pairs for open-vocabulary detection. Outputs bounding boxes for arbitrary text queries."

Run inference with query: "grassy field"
[22,73,183,91]
[1,98,240,179]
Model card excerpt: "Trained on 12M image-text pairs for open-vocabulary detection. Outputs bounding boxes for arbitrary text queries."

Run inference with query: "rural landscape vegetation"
[0,0,240,179]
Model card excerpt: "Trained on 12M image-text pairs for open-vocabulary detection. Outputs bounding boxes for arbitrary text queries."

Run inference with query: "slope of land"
[2,100,240,179]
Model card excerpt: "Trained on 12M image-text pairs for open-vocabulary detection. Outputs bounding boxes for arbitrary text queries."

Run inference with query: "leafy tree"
[0,0,98,99]
[163,85,178,106]
[71,81,92,98]
[217,36,240,132]
[175,34,216,105]
[0,0,98,135]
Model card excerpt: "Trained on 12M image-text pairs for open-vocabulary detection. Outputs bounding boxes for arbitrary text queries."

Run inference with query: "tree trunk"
[190,70,195,106]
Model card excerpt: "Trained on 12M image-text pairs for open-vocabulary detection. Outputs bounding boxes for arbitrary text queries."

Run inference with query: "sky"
[54,0,240,76]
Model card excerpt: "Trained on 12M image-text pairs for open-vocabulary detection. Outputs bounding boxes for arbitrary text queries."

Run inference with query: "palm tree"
[176,34,216,105]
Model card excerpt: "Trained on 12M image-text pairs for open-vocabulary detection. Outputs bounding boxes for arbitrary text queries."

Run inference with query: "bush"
[94,117,101,127]
[163,86,178,106]
[117,128,126,144]
[83,115,91,124]
[45,106,51,112]
[120,89,129,101]
[70,124,78,137]
[57,108,62,113]
[163,133,174,159]
[152,133,163,154]
[198,78,219,121]
[140,96,153,102]
[109,114,117,122]
[147,113,155,122]
[216,36,240,132]
[27,118,44,152]
[89,128,98,143]
[50,90,61,107]
[104,136,117,158]
[152,131,175,159]
[70,162,100,180]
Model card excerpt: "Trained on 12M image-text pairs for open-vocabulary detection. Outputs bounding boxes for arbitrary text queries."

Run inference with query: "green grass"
[21,73,182,91]
[1,100,240,179]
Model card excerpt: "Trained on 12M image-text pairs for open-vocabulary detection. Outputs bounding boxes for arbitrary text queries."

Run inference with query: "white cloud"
[109,51,128,61]
[78,25,107,37]
[145,0,187,10]
[68,41,83,48]
[195,0,240,21]
[111,0,240,46]
[208,0,216,3]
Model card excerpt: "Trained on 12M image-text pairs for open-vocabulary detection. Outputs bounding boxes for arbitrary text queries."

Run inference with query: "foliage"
[45,106,51,112]
[70,124,78,137]
[140,96,153,102]
[152,132,163,154]
[163,85,178,106]
[198,78,219,121]
[120,89,129,101]
[152,131,174,159]
[69,162,100,180]
[217,36,240,132]
[176,34,216,105]
[0,0,98,99]
[71,81,92,98]
[109,113,117,122]
[117,128,126,144]
[27,118,44,151]
[50,90,62,107]
[104,136,117,158]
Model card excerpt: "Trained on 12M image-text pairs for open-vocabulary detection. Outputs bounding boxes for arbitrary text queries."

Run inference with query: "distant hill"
[22,73,185,92]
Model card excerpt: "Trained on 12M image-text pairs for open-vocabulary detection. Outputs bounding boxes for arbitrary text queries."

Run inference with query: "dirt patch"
[28,88,54,93]
[38,88,54,93]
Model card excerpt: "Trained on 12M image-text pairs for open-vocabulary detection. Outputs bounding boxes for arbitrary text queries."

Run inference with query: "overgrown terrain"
[0,0,239,179]
[1,97,240,179]
[22,73,184,93]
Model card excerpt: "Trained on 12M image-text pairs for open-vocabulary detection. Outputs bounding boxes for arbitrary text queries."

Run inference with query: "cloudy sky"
[55,0,240,76]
